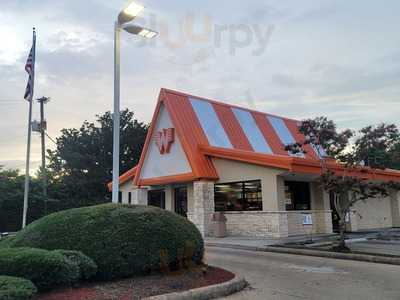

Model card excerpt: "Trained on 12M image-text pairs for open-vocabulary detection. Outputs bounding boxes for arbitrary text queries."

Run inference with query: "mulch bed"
[34,266,234,300]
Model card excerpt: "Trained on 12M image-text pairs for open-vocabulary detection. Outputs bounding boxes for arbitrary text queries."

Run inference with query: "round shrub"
[8,204,204,280]
[0,276,37,300]
[0,247,80,291]
[52,250,97,280]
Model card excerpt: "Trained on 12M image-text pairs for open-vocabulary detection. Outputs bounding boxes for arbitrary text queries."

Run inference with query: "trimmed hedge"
[0,247,80,291]
[53,250,97,280]
[8,204,204,280]
[0,236,15,248]
[0,276,37,300]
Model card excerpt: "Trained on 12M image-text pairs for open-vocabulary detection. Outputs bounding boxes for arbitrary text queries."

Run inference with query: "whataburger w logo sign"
[155,128,175,154]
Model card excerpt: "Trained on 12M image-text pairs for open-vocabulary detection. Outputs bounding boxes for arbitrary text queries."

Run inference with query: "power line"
[45,132,57,145]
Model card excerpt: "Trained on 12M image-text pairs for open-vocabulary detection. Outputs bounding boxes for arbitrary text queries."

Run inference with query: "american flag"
[24,31,36,101]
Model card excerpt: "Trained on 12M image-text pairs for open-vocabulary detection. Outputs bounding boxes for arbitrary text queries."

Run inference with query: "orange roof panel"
[128,88,400,185]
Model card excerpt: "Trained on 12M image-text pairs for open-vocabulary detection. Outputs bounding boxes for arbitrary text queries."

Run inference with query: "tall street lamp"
[112,1,158,203]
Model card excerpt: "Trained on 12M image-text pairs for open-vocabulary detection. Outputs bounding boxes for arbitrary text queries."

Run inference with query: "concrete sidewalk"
[206,229,400,257]
[205,233,338,249]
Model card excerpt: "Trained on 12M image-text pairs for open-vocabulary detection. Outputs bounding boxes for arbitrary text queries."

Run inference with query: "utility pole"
[37,96,50,214]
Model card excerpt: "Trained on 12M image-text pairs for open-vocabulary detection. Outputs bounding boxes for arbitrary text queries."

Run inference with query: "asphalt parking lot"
[207,247,400,300]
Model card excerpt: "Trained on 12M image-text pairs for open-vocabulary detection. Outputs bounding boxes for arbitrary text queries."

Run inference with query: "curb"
[144,276,248,300]
[206,243,400,266]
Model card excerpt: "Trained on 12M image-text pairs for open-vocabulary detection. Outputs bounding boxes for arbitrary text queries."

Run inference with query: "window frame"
[214,179,263,212]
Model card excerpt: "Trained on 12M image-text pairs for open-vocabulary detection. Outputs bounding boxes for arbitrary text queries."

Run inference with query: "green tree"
[352,123,400,169]
[287,119,400,250]
[0,167,45,232]
[46,109,148,209]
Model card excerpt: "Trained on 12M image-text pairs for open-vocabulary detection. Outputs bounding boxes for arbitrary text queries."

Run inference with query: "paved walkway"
[206,247,400,300]
[206,233,336,248]
[206,229,400,256]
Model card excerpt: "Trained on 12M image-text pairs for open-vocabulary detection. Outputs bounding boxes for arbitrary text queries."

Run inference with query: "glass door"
[174,186,188,217]
[148,190,166,209]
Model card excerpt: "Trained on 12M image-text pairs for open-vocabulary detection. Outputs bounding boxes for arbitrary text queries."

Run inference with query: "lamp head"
[123,24,158,39]
[118,1,144,25]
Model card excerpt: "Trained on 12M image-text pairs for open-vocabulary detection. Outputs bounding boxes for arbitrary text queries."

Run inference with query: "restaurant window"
[284,181,311,211]
[214,180,262,212]
[118,191,122,204]
[128,192,132,204]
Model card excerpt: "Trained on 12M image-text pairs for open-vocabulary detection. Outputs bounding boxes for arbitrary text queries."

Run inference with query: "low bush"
[8,204,204,280]
[53,250,97,280]
[0,247,80,291]
[0,276,37,300]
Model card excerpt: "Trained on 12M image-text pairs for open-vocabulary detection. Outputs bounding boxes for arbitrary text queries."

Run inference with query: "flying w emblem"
[155,128,175,154]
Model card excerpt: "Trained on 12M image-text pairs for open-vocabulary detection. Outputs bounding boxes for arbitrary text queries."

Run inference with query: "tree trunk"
[338,218,347,250]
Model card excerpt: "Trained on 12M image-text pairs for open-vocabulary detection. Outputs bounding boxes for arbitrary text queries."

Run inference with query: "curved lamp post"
[112,1,158,203]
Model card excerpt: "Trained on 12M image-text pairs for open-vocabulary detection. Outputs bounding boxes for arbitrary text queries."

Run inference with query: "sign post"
[302,213,313,242]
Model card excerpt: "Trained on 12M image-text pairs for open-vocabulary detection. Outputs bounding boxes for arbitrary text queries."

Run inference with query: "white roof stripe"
[189,97,233,149]
[267,116,296,145]
[267,116,304,157]
[232,108,273,154]
[312,144,327,158]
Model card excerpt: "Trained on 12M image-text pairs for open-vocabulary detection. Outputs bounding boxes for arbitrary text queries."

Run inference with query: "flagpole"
[22,28,36,229]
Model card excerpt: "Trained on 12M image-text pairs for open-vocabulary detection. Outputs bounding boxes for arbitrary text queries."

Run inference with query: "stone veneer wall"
[391,192,400,227]
[223,210,332,238]
[223,212,288,238]
[287,211,333,235]
[187,181,215,237]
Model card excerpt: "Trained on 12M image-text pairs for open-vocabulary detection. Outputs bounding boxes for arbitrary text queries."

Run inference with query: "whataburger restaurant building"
[110,88,400,238]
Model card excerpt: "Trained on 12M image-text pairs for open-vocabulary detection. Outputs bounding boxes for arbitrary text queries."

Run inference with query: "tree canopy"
[0,109,148,232]
[287,118,400,250]
[46,109,148,207]
[0,168,45,231]
[352,124,400,169]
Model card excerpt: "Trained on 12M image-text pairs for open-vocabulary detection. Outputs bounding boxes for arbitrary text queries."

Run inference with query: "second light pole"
[112,1,158,203]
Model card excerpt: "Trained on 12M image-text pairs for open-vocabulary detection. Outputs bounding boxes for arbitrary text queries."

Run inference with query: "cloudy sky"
[0,0,399,172]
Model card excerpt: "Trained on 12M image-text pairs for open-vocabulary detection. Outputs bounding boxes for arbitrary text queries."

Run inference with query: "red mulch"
[35,266,234,300]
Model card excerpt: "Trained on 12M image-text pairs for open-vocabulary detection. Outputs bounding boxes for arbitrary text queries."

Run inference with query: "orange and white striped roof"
[127,88,400,186]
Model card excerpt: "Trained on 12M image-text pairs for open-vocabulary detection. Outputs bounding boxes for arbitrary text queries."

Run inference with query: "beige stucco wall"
[351,196,393,230]
[119,180,136,204]
[310,182,330,210]
[212,158,286,211]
